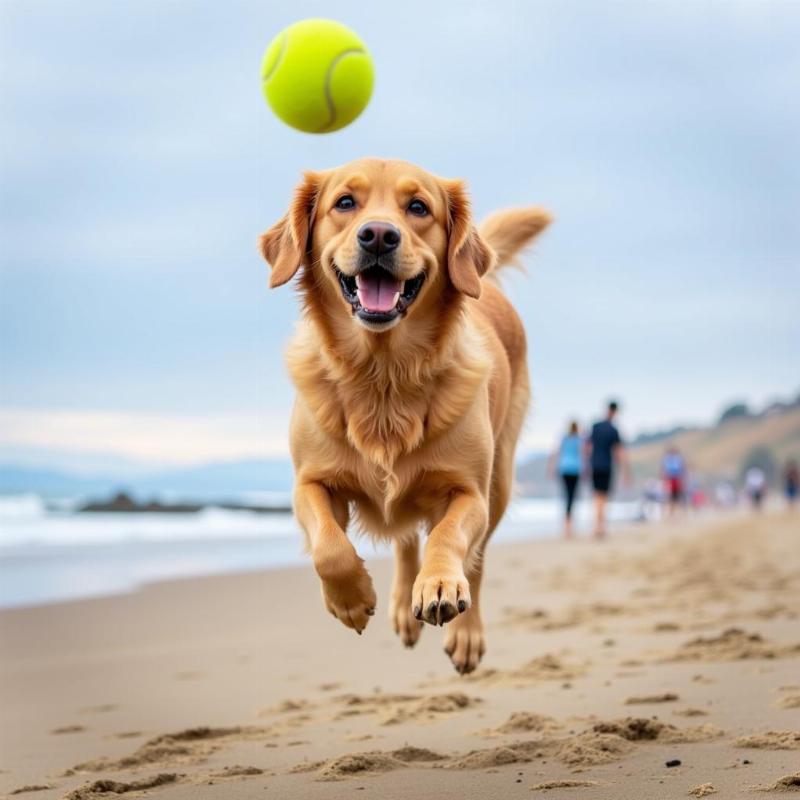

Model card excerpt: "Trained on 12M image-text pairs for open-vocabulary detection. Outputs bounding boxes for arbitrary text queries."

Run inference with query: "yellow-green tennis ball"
[261,19,374,134]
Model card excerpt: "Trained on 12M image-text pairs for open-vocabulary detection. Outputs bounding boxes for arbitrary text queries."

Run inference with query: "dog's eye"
[334,194,356,211]
[407,199,429,217]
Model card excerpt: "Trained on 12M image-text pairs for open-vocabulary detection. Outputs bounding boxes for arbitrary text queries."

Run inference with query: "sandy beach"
[1,510,798,799]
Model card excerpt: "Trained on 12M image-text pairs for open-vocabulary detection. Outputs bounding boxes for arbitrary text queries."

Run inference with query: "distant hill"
[628,403,800,485]
[517,393,800,495]
[139,459,294,495]
[515,453,550,496]
[0,465,115,497]
[0,458,294,499]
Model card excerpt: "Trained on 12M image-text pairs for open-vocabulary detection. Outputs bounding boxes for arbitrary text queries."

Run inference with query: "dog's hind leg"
[389,529,424,648]
[440,444,509,674]
[443,557,485,674]
[489,367,530,534]
[440,435,512,674]
[444,369,530,674]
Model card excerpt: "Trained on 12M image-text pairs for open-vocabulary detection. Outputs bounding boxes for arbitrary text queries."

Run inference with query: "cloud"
[0,408,291,465]
[1,0,798,460]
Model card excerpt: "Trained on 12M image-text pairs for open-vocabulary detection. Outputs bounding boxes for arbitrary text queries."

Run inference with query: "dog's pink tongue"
[356,273,402,313]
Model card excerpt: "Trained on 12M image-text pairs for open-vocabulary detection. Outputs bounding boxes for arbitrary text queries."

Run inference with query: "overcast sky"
[1,0,798,471]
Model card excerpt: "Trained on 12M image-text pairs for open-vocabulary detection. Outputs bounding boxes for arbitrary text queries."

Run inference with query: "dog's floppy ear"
[444,179,495,299]
[259,172,320,288]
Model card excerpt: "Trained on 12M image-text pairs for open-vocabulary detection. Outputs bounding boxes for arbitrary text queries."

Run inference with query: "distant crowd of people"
[549,401,798,539]
[743,460,798,511]
[651,458,798,514]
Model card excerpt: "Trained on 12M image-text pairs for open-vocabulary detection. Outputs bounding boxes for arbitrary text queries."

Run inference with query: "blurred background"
[1,1,798,607]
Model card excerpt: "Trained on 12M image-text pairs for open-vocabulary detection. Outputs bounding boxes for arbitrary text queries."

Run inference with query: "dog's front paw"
[411,565,471,626]
[315,546,377,635]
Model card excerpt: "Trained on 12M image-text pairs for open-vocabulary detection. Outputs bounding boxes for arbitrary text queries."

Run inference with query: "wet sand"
[1,511,798,799]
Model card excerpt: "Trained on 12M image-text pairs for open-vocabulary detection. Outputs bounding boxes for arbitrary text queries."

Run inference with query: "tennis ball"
[261,19,374,134]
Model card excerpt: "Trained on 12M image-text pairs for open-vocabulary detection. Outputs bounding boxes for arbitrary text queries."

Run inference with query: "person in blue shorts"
[585,401,631,539]
[549,420,583,537]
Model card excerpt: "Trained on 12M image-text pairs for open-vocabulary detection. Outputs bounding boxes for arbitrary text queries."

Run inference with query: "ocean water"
[0,493,642,609]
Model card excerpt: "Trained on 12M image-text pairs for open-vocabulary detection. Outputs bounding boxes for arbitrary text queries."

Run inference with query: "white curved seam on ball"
[318,47,366,133]
[262,32,288,83]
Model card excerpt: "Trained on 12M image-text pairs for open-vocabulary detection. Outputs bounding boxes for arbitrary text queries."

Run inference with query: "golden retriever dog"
[260,158,550,673]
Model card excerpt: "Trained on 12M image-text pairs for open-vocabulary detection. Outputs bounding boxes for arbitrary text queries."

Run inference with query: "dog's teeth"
[392,292,400,307]
[354,274,362,289]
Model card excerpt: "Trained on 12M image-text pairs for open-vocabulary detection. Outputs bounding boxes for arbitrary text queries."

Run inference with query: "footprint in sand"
[776,694,800,709]
[653,621,682,632]
[735,731,800,750]
[752,773,800,792]
[289,716,725,782]
[501,603,629,632]
[291,746,446,781]
[463,654,586,686]
[531,780,600,792]
[331,691,482,725]
[688,783,717,797]
[673,708,709,717]
[208,765,265,778]
[261,698,312,714]
[591,717,723,744]
[65,726,269,775]
[64,773,180,799]
[51,725,86,735]
[665,628,800,662]
[476,711,561,738]
[9,784,56,796]
[624,692,679,705]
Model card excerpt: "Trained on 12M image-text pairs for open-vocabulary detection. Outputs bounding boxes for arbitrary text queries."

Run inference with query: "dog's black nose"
[357,222,401,255]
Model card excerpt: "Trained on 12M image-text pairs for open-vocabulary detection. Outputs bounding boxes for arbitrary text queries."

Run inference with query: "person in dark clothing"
[785,460,799,510]
[585,401,631,538]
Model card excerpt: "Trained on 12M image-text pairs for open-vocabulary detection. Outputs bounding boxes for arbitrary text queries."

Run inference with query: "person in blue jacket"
[549,420,583,537]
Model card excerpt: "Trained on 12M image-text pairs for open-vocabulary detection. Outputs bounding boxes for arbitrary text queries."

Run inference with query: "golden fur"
[260,158,550,673]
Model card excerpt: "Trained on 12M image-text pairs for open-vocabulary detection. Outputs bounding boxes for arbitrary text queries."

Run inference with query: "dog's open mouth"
[336,265,425,325]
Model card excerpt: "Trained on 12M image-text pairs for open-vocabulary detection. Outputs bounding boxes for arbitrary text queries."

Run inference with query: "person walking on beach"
[585,401,631,539]
[745,466,766,511]
[661,446,687,518]
[784,460,799,510]
[548,420,583,538]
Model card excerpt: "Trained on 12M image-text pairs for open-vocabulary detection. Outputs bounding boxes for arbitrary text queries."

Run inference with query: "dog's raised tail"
[479,207,552,274]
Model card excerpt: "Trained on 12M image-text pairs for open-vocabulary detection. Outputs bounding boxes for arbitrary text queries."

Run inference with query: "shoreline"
[0,496,644,610]
[0,514,638,614]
